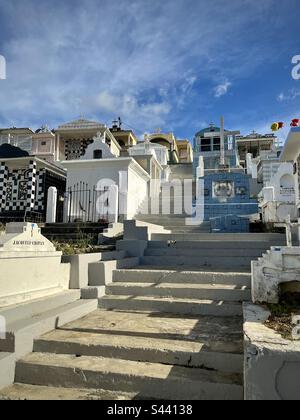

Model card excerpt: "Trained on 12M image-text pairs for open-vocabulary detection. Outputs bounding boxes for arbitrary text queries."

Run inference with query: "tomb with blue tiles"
[196,118,258,232]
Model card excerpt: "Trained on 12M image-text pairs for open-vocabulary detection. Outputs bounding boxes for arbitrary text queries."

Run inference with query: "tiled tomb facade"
[0,158,66,221]
[201,172,258,231]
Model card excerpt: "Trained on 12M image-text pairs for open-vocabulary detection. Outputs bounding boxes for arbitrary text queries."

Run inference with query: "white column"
[56,134,60,161]
[46,187,57,223]
[109,185,119,224]
[118,171,128,221]
[286,215,292,247]
[63,192,70,223]
[196,156,204,178]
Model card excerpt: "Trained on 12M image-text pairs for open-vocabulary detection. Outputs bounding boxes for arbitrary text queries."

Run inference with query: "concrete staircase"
[134,163,206,234]
[0,230,286,400]
[135,191,210,234]
[0,291,98,389]
[2,309,244,400]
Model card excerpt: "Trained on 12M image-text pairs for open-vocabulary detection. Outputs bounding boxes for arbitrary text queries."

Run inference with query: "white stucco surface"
[0,223,70,307]
[62,158,150,221]
[252,246,300,304]
[244,303,300,400]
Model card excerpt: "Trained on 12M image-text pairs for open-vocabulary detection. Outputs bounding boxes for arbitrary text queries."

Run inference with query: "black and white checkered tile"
[65,138,94,160]
[26,160,37,211]
[34,168,46,212]
[0,162,8,210]
[0,160,48,213]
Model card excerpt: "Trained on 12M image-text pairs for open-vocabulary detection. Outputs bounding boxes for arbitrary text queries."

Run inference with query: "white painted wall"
[266,162,295,202]
[261,162,297,223]
[129,142,168,166]
[81,135,116,160]
[127,166,148,219]
[63,158,150,221]
[0,223,70,307]
[246,153,258,179]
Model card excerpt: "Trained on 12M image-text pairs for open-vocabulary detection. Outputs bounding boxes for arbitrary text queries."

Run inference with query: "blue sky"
[0,0,299,143]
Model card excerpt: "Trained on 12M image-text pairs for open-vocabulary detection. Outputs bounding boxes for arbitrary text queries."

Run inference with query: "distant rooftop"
[0,127,34,134]
[57,118,106,131]
[236,131,276,140]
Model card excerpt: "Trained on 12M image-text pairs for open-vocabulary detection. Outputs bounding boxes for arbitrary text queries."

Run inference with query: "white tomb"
[80,132,117,160]
[260,162,297,223]
[0,223,70,307]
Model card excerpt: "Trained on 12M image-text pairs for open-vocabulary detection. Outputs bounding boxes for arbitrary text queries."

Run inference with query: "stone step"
[33,326,243,373]
[136,218,194,225]
[168,229,211,234]
[99,251,128,261]
[52,308,243,344]
[15,352,243,400]
[144,248,264,258]
[140,255,255,270]
[106,283,251,302]
[0,383,138,400]
[152,233,286,242]
[99,295,243,316]
[0,300,98,357]
[81,286,106,300]
[88,257,140,287]
[147,240,275,250]
[113,269,251,287]
[0,291,81,325]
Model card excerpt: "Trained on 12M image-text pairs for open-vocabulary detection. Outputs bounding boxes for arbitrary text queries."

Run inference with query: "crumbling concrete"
[244,303,300,400]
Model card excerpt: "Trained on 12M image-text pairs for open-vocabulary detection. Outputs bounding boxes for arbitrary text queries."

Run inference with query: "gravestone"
[0,223,70,307]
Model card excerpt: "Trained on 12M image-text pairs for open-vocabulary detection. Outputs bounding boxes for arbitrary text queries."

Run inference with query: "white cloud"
[277,89,300,102]
[95,91,171,130]
[214,81,232,98]
[0,0,290,133]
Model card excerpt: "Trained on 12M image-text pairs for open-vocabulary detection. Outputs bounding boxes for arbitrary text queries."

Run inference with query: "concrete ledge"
[81,286,106,299]
[88,257,140,286]
[252,246,300,304]
[0,291,81,325]
[63,251,127,289]
[116,240,148,257]
[98,223,124,244]
[62,253,102,289]
[124,220,171,241]
[0,353,16,389]
[0,298,98,390]
[244,303,300,400]
[0,300,98,357]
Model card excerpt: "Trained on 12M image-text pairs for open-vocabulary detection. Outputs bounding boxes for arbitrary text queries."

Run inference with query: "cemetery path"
[0,232,286,400]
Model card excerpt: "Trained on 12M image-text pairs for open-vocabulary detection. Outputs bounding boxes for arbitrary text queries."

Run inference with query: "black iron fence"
[0,210,45,224]
[66,182,109,224]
